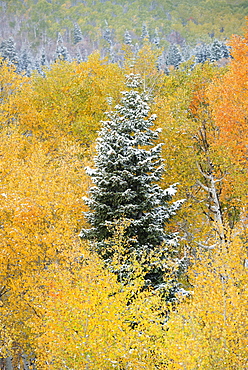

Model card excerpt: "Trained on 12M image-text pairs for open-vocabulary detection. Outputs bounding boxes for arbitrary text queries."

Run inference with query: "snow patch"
[164,183,178,196]
[85,166,96,176]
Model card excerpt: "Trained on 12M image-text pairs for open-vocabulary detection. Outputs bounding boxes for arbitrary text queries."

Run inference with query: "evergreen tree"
[141,23,149,41]
[108,42,118,64]
[153,28,160,47]
[34,58,42,75]
[210,39,224,62]
[166,43,182,69]
[181,41,191,62]
[17,48,33,76]
[103,23,112,45]
[124,30,132,45]
[34,48,48,76]
[0,37,18,65]
[40,48,48,66]
[54,32,71,62]
[219,41,230,59]
[73,22,83,44]
[80,74,183,297]
[194,43,211,64]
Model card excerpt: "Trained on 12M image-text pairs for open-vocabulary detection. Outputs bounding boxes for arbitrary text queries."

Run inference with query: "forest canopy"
[0,3,247,369]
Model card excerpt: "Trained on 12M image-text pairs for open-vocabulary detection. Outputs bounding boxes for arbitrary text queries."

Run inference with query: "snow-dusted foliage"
[194,43,211,64]
[0,37,19,65]
[153,28,160,47]
[80,74,182,295]
[54,33,71,62]
[210,39,226,62]
[166,43,183,69]
[212,39,231,61]
[103,23,113,45]
[141,23,149,40]
[73,23,83,45]
[124,30,132,45]
[17,48,34,76]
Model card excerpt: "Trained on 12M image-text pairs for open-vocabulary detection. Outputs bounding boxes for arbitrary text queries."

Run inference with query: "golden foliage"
[4,54,125,144]
[163,232,248,369]
[0,125,89,358]
[33,221,169,369]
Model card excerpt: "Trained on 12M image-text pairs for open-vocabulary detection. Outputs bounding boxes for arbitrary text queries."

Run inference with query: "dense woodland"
[0,0,247,67]
[1,0,247,46]
[0,1,248,369]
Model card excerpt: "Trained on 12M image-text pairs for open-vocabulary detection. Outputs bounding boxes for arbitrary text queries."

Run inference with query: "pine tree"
[194,43,211,64]
[181,41,191,62]
[80,74,183,297]
[73,23,83,44]
[210,39,224,62]
[108,42,118,64]
[34,49,48,76]
[219,41,230,59]
[17,48,33,76]
[103,23,112,45]
[124,30,132,45]
[166,43,182,69]
[54,32,71,62]
[40,48,47,66]
[141,23,149,41]
[153,28,160,47]
[0,37,18,66]
[34,59,42,75]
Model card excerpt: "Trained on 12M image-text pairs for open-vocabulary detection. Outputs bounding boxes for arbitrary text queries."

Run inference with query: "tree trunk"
[195,121,226,243]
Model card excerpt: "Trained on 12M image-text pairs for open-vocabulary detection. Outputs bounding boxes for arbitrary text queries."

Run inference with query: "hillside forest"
[0,0,247,70]
[0,1,248,370]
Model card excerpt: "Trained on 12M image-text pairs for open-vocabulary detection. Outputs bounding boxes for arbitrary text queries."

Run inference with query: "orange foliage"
[208,23,248,163]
